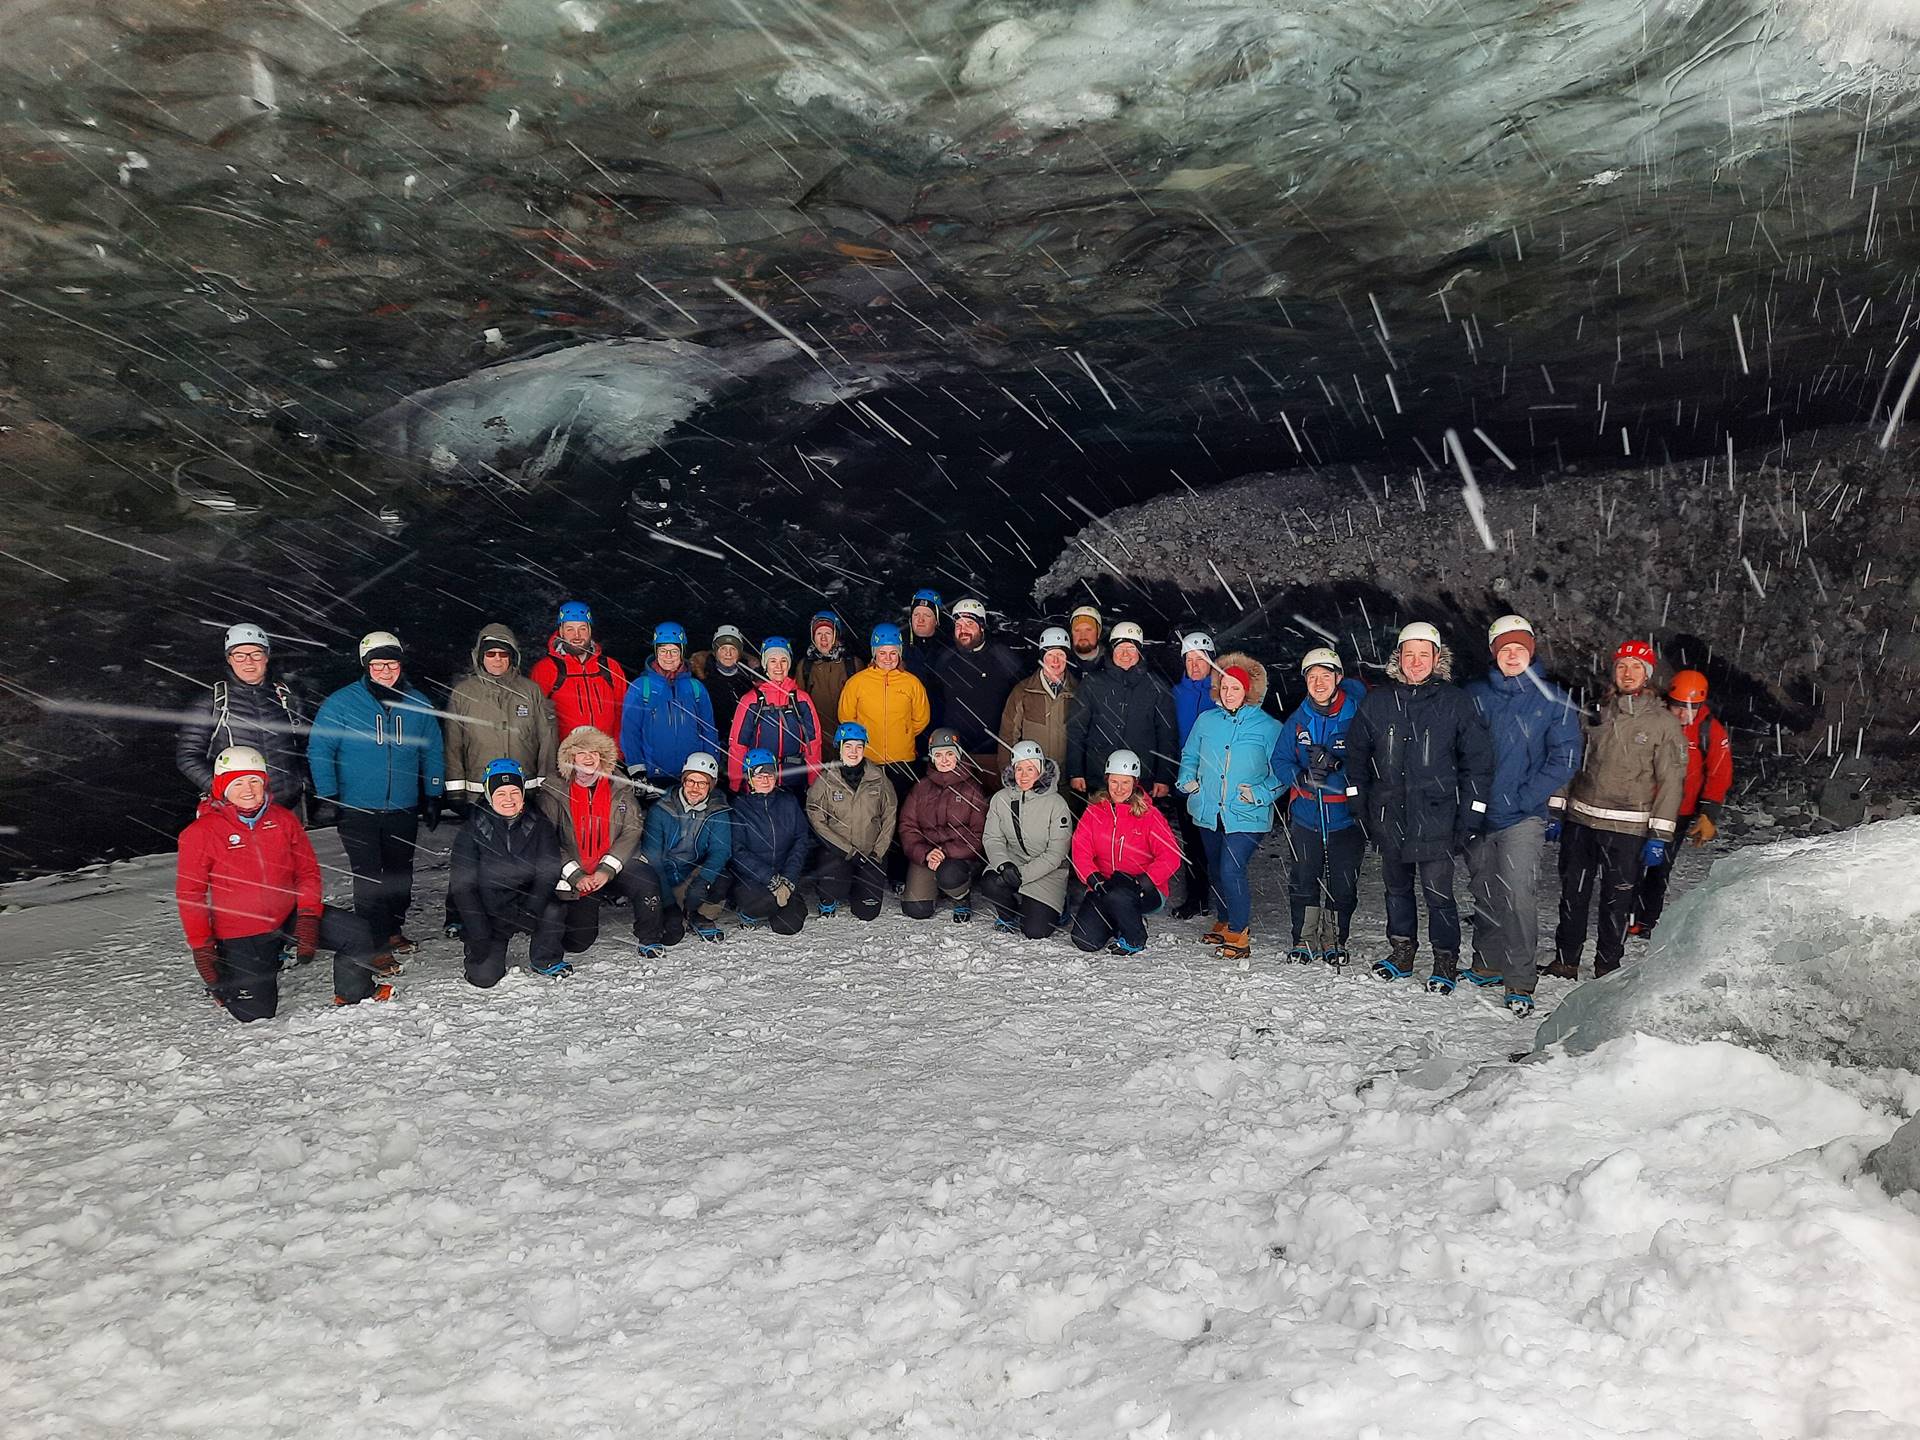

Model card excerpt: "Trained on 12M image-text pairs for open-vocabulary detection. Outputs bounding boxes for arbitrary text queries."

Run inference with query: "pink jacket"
[1071,795,1181,894]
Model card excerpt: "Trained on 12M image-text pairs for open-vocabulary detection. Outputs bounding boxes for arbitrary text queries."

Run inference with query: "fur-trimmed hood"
[470,621,523,675]
[1209,650,1269,707]
[557,725,620,776]
[1386,644,1455,684]
[1000,756,1061,795]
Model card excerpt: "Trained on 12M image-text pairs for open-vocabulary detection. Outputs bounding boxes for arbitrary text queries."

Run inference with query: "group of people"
[173,596,1734,1023]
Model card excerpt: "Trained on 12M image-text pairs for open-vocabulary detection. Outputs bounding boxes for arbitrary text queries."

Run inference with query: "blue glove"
[694,921,725,943]
[1640,838,1668,868]
[1543,820,1562,843]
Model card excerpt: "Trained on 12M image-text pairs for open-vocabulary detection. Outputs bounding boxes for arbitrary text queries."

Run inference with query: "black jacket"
[175,673,308,806]
[449,806,565,939]
[932,640,1026,753]
[1065,663,1178,787]
[1344,680,1495,861]
[729,787,814,890]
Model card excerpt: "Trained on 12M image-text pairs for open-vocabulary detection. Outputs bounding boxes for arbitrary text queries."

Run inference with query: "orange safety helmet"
[1668,670,1709,705]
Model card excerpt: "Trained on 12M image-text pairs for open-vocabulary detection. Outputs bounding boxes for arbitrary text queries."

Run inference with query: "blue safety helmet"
[483,758,525,795]
[760,635,793,658]
[743,747,777,775]
[558,601,592,625]
[653,621,688,648]
[869,622,903,649]
[834,722,868,746]
[909,588,942,612]
[810,609,840,628]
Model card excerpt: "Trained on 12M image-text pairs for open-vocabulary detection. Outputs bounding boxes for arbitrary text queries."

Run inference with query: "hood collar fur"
[1386,644,1456,684]
[1209,650,1269,707]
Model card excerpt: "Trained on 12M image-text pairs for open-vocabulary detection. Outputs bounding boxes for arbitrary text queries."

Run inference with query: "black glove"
[1085,872,1109,895]
[998,861,1022,891]
[1306,745,1332,786]
[419,796,445,831]
[308,798,340,829]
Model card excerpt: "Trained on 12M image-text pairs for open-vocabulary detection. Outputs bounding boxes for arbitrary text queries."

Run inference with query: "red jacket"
[175,799,321,949]
[528,634,630,755]
[1680,708,1734,818]
[1071,795,1182,893]
[899,767,989,866]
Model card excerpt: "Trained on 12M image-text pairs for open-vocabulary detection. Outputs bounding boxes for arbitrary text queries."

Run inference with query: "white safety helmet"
[1038,626,1071,652]
[681,751,721,781]
[1009,740,1046,767]
[1179,631,1216,656]
[1104,749,1143,778]
[224,622,270,654]
[951,598,989,624]
[214,745,269,778]
[358,630,404,664]
[1395,621,1443,651]
[1109,621,1146,648]
[1487,614,1535,645]
[1300,647,1344,675]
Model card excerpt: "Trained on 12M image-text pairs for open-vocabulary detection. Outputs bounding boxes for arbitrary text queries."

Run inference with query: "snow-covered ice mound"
[1535,817,1920,1072]
[6,857,1920,1437]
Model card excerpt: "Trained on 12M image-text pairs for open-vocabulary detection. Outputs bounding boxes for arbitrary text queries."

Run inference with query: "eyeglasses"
[228,648,269,663]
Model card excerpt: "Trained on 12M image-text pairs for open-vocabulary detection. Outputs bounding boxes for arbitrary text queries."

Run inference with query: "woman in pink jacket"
[1070,749,1182,955]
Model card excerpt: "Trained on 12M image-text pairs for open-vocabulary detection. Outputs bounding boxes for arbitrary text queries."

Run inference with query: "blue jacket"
[1177,703,1286,834]
[1173,674,1218,745]
[1464,667,1584,830]
[1278,678,1366,833]
[728,787,813,890]
[309,678,445,813]
[621,662,718,783]
[640,789,732,900]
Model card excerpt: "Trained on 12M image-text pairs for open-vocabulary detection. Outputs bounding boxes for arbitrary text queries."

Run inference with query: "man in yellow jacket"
[839,622,931,878]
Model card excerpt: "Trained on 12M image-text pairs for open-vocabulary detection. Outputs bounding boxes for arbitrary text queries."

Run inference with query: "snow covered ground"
[6,834,1920,1439]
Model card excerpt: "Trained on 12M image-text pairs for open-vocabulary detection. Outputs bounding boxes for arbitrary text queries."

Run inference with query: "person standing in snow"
[1176,653,1284,962]
[175,622,308,816]
[1460,617,1583,1016]
[997,626,1078,777]
[538,725,667,959]
[899,727,990,921]
[837,621,932,815]
[1278,647,1367,967]
[726,748,813,934]
[903,588,948,720]
[1345,621,1495,993]
[175,746,386,1019]
[1065,621,1178,800]
[1066,603,1106,678]
[726,636,823,793]
[1070,749,1182,955]
[976,740,1075,939]
[689,624,758,742]
[307,631,445,959]
[800,610,861,736]
[1169,630,1220,918]
[932,598,1027,781]
[806,722,897,922]
[639,751,733,945]
[621,621,719,792]
[448,759,570,986]
[528,601,629,758]
[1629,668,1733,939]
[1545,639,1688,978]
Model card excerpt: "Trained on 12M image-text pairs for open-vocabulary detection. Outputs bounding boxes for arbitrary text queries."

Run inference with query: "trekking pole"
[1314,789,1337,960]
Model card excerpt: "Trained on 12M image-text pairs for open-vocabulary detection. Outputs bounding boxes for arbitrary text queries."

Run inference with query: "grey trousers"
[1464,817,1547,994]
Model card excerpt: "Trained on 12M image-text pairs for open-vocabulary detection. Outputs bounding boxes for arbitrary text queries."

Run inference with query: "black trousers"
[727,876,807,935]
[1287,821,1365,943]
[974,869,1060,938]
[816,847,887,921]
[881,763,919,884]
[1555,822,1645,973]
[1072,875,1160,952]
[461,895,566,987]
[214,906,378,1021]
[337,807,419,944]
[559,863,667,953]
[1631,815,1689,932]
[1174,804,1210,911]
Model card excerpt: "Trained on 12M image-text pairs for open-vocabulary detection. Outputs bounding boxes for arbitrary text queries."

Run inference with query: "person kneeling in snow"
[1070,750,1182,956]
[448,759,570,985]
[727,748,813,934]
[806,722,897,921]
[639,751,733,944]
[899,727,989,921]
[175,746,386,1020]
[537,726,667,958]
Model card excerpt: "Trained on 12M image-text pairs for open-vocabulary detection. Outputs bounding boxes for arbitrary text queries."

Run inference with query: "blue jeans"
[1380,847,1461,953]
[1199,826,1261,931]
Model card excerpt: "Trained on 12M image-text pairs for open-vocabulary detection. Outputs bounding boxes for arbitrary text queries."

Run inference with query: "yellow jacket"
[837,665,930,765]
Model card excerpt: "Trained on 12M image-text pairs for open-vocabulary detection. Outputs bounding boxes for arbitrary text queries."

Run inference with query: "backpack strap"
[210,681,231,742]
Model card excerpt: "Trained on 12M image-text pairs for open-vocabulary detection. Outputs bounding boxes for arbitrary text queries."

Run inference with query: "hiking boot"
[1539,959,1579,981]
[1459,962,1503,988]
[1218,928,1252,961]
[993,915,1020,934]
[1321,944,1350,968]
[370,954,403,981]
[1286,943,1315,964]
[1199,921,1229,947]
[1506,992,1536,1019]
[1372,936,1418,981]
[386,933,417,955]
[817,900,840,919]
[951,901,973,924]
[1426,949,1461,994]
[1108,937,1146,956]
[1171,898,1205,920]
[443,921,466,941]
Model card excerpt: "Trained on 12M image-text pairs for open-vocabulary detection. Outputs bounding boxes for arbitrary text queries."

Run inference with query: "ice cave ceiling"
[4,0,1920,504]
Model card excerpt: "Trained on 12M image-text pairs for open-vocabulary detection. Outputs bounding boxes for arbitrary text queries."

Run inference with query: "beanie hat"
[1223,665,1254,694]
[1615,638,1657,674]
[484,758,526,797]
[1489,625,1535,659]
